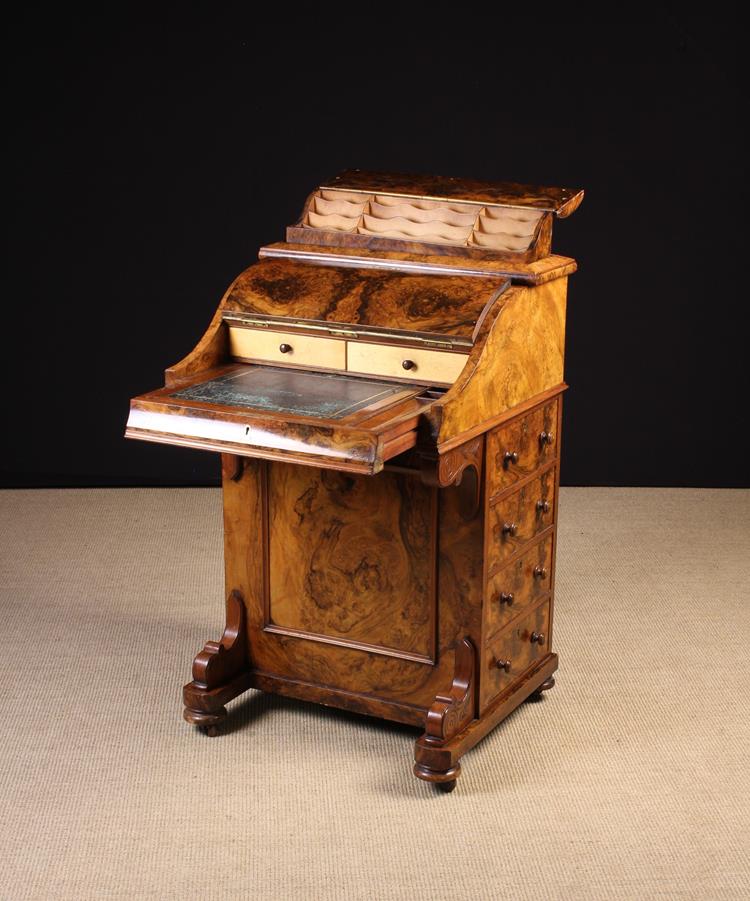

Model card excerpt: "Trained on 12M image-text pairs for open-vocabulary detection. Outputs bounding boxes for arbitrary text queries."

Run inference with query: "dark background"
[3,12,746,488]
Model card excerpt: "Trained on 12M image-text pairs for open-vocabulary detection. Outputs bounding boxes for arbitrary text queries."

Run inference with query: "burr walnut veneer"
[126,170,582,792]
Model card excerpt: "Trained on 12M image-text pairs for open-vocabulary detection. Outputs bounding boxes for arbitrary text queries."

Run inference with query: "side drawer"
[228,327,346,370]
[487,398,558,498]
[347,341,468,385]
[485,535,552,642]
[481,600,551,712]
[487,468,556,572]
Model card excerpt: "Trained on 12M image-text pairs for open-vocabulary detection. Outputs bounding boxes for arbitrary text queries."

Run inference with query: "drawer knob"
[279,343,293,354]
[533,565,548,580]
[402,359,416,371]
[539,430,554,447]
[503,451,519,467]
[530,631,546,645]
[495,658,511,673]
[536,500,550,514]
[501,522,518,536]
[496,592,514,605]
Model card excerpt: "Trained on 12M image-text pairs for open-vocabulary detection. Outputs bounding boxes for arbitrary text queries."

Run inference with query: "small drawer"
[485,535,552,641]
[487,468,555,572]
[228,327,346,370]
[481,600,550,711]
[347,342,467,385]
[487,398,558,498]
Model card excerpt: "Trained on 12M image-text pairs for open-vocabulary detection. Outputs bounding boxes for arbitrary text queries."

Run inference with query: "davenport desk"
[126,170,583,792]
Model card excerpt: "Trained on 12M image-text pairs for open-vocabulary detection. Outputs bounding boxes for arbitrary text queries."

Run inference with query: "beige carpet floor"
[0,487,748,900]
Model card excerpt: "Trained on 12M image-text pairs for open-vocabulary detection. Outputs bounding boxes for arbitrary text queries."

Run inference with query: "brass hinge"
[327,328,359,338]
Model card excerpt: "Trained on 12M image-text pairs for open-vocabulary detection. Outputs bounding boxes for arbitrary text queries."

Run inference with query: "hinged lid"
[286,169,583,263]
[324,169,584,217]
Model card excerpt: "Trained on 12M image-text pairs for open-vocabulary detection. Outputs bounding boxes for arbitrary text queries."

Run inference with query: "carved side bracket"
[420,436,484,519]
[191,589,248,689]
[414,637,477,788]
[437,436,484,490]
[183,590,251,733]
[424,637,476,741]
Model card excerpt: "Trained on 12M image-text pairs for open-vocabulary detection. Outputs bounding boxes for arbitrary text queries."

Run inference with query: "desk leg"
[413,637,476,792]
[183,589,251,735]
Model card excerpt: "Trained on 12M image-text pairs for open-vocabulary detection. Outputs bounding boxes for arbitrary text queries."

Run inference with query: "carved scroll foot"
[527,675,556,702]
[182,590,252,735]
[414,637,476,792]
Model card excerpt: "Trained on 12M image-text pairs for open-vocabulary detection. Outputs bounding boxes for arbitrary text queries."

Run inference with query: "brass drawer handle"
[539,430,554,447]
[501,522,518,536]
[530,631,546,645]
[503,451,519,467]
[402,359,416,371]
[495,658,511,673]
[533,565,548,580]
[494,592,514,605]
[536,500,550,514]
[279,343,293,354]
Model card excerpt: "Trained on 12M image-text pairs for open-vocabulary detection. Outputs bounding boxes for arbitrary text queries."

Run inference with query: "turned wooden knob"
[495,592,514,605]
[503,451,519,467]
[502,522,518,536]
[530,631,545,644]
[279,343,293,354]
[402,359,416,370]
[536,499,550,514]
[533,565,548,580]
[495,658,511,672]
[539,430,554,446]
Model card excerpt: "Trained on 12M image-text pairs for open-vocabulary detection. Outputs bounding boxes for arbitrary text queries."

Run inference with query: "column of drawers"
[480,396,561,712]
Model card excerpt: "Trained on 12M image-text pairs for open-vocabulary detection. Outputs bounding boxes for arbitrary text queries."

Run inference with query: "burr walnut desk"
[126,170,583,792]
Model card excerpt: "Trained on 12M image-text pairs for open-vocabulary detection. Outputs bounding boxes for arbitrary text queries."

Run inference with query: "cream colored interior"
[301,188,544,252]
[228,326,468,385]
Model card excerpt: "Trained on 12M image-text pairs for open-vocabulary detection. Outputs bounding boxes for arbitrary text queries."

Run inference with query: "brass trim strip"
[222,311,471,349]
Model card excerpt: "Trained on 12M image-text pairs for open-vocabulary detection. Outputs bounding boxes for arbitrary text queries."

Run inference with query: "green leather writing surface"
[171,367,408,420]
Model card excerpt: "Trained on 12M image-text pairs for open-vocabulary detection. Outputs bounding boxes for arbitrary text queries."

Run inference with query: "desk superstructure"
[126,170,583,792]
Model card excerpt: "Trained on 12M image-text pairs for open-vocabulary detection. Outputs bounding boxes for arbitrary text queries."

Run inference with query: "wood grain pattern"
[127,366,430,475]
[260,242,578,285]
[484,535,553,642]
[486,397,559,497]
[323,170,584,217]
[266,464,437,662]
[287,223,549,263]
[481,600,551,711]
[124,169,581,791]
[219,454,484,713]
[429,278,568,448]
[222,258,507,339]
[486,467,556,572]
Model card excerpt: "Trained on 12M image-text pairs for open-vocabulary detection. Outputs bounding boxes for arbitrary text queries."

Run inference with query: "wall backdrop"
[4,14,745,488]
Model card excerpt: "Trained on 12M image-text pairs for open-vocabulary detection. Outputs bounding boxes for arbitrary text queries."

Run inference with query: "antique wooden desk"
[126,170,583,792]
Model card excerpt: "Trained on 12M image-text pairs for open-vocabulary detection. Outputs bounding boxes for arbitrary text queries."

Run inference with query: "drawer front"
[482,600,551,710]
[347,342,467,385]
[228,327,346,370]
[487,468,555,571]
[485,535,553,641]
[487,398,558,497]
